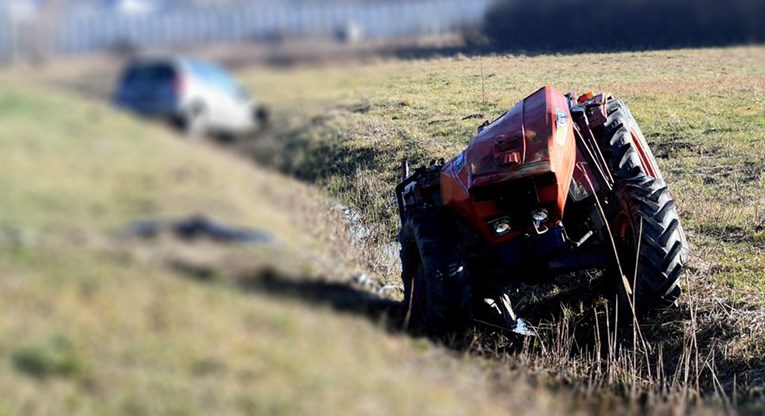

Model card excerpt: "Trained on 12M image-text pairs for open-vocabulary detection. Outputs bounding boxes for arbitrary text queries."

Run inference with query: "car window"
[122,62,176,84]
[188,60,242,96]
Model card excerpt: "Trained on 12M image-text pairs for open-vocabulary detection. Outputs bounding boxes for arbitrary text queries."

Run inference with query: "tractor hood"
[465,86,575,189]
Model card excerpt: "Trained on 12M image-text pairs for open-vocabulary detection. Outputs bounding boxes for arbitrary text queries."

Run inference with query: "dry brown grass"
[231,46,765,414]
[0,68,601,415]
[4,45,764,415]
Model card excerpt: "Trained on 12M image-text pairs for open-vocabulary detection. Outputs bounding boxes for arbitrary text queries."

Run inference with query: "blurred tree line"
[483,0,765,51]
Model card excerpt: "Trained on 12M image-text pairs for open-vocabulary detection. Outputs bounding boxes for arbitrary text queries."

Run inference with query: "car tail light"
[173,76,185,95]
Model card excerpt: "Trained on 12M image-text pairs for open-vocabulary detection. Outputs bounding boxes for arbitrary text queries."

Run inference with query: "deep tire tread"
[601,100,689,315]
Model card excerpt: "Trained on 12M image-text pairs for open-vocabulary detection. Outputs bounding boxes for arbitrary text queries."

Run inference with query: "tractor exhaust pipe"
[400,158,410,181]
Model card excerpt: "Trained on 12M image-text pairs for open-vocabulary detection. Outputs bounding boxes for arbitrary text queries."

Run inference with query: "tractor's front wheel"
[399,208,472,335]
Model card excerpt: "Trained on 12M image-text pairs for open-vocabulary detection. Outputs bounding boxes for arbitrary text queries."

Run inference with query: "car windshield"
[187,59,242,96]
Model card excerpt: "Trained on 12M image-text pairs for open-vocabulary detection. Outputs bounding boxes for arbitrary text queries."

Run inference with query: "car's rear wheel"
[175,102,208,138]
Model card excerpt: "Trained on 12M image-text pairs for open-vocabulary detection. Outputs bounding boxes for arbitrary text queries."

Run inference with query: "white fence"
[0,0,494,63]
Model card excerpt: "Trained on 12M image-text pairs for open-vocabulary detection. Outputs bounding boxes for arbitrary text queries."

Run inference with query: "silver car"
[113,57,267,137]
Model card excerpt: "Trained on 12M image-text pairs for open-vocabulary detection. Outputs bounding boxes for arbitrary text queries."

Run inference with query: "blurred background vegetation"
[0,1,763,415]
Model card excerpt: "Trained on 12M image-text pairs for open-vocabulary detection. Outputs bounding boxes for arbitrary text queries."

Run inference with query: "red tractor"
[396,86,689,334]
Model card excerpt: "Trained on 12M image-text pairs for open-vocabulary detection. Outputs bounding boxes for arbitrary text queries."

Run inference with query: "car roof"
[127,56,228,72]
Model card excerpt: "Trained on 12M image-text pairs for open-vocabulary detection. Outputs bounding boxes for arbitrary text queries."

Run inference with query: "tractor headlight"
[531,208,549,234]
[489,217,512,236]
[531,208,548,223]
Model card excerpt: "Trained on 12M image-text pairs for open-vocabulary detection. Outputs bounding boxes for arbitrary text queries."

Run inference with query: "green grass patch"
[12,336,88,380]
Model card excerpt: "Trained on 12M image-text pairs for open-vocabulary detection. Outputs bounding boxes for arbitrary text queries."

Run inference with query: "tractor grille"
[470,172,556,206]
[470,172,558,231]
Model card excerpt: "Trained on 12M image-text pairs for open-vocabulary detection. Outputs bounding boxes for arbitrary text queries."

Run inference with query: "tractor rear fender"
[594,96,663,182]
[625,115,664,181]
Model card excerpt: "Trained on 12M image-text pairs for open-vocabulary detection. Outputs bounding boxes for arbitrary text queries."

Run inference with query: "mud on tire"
[399,208,472,335]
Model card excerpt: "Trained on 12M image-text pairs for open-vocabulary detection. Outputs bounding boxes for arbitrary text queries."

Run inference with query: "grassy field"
[0,76,590,415]
[0,45,763,414]
[236,46,765,412]
[243,48,765,287]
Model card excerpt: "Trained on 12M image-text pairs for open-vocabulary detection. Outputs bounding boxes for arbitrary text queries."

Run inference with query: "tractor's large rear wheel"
[610,177,684,316]
[599,99,688,316]
[399,208,472,335]
[603,99,689,261]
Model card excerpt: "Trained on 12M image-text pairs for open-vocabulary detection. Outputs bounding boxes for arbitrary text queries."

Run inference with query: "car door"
[206,65,251,131]
[227,84,255,132]
[187,60,231,130]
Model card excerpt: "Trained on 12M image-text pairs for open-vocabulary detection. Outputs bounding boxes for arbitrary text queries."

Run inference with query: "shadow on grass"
[170,261,406,328]
[239,268,405,325]
[168,259,765,408]
[245,116,393,185]
[171,259,623,348]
